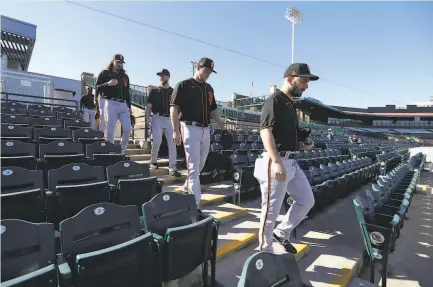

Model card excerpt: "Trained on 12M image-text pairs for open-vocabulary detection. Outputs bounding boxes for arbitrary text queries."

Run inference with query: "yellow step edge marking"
[327,266,355,287]
[173,185,207,193]
[293,243,310,261]
[159,176,186,182]
[209,207,247,222]
[200,194,226,205]
[217,232,259,258]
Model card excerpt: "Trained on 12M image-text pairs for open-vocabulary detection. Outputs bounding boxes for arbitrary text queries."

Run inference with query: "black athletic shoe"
[150,163,158,169]
[196,209,206,221]
[169,170,181,178]
[273,233,298,254]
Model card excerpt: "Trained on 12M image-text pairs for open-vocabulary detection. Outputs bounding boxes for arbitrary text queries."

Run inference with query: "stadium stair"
[120,143,375,287]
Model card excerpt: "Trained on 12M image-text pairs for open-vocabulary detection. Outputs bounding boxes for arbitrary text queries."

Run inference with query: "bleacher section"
[1,97,428,287]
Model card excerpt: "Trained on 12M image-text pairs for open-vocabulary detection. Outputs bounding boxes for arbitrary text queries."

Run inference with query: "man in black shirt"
[170,58,225,213]
[254,63,318,254]
[95,54,132,153]
[81,87,97,130]
[146,69,180,177]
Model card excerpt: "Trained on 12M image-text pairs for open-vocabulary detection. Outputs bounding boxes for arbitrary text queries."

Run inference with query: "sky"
[2,1,432,108]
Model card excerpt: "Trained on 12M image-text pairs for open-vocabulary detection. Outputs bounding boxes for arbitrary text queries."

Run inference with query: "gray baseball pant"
[105,99,131,152]
[253,153,315,253]
[98,97,106,133]
[180,122,211,208]
[82,108,96,130]
[150,114,177,170]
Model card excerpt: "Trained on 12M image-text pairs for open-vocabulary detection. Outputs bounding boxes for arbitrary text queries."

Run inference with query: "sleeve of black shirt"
[210,87,217,111]
[260,97,277,130]
[170,81,184,110]
[124,74,131,109]
[95,71,108,92]
[147,90,155,105]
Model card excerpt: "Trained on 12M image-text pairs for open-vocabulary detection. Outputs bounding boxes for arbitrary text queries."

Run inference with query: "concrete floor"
[358,170,433,287]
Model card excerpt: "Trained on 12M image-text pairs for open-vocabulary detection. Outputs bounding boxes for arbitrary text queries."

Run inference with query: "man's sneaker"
[169,169,181,178]
[150,163,158,169]
[273,233,298,254]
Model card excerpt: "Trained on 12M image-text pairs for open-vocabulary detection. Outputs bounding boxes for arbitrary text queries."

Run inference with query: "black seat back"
[48,163,110,224]
[1,220,56,284]
[31,117,62,128]
[237,252,303,287]
[72,128,104,144]
[1,125,32,142]
[86,141,122,157]
[29,110,57,118]
[142,192,197,236]
[34,127,72,143]
[1,114,30,125]
[64,119,89,130]
[1,167,45,222]
[1,140,37,170]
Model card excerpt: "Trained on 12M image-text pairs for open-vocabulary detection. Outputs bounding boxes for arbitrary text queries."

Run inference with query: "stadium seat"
[1,114,29,126]
[34,127,72,144]
[29,110,57,118]
[2,102,27,109]
[47,163,110,225]
[57,203,159,287]
[28,104,51,112]
[142,192,218,285]
[353,197,394,287]
[107,161,161,212]
[53,106,75,114]
[56,111,81,120]
[72,128,104,146]
[38,141,85,184]
[86,141,126,168]
[64,119,90,130]
[31,117,63,128]
[1,220,57,287]
[1,167,46,223]
[1,125,33,142]
[1,140,37,170]
[237,252,304,287]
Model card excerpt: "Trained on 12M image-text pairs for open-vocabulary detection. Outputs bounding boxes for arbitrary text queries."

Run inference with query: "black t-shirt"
[80,94,95,110]
[170,78,217,126]
[260,90,300,151]
[147,87,173,115]
[95,70,131,108]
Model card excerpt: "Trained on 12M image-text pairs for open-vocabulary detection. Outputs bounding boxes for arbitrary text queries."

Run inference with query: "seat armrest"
[56,254,72,286]
[44,189,54,223]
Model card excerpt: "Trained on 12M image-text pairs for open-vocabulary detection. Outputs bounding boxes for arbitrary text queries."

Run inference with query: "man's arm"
[210,110,225,130]
[260,99,280,163]
[145,90,154,122]
[170,82,183,131]
[124,75,132,110]
[209,90,224,129]
[95,71,108,92]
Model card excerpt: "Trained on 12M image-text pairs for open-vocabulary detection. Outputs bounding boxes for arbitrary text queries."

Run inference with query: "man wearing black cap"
[170,58,225,213]
[254,63,318,254]
[145,69,180,177]
[95,54,132,153]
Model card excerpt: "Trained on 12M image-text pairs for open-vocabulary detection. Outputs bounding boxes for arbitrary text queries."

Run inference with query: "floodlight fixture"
[285,6,304,64]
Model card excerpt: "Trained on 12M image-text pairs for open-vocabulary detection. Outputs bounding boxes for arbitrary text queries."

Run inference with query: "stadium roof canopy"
[295,97,433,120]
[1,15,37,71]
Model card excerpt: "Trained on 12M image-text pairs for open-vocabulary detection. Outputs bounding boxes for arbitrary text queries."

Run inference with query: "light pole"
[191,61,197,76]
[285,6,303,64]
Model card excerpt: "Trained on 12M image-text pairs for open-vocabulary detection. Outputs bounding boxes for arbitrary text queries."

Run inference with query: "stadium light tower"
[285,6,303,64]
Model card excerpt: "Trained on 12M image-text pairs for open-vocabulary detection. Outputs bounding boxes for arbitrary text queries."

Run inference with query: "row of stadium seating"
[2,115,89,129]
[353,152,425,286]
[1,192,218,287]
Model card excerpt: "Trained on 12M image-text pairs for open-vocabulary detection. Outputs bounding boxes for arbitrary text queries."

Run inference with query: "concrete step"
[347,277,376,287]
[125,148,149,155]
[297,245,363,287]
[136,158,185,167]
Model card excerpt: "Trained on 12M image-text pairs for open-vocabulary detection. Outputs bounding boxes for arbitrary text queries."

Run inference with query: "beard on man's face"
[161,79,168,86]
[289,84,303,98]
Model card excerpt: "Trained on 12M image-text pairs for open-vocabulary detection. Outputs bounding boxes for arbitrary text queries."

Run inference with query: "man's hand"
[272,161,286,182]
[173,130,182,146]
[107,79,118,86]
[304,137,314,150]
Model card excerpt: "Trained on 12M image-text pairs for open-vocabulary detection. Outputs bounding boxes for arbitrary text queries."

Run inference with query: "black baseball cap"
[157,69,170,77]
[198,57,217,73]
[283,63,319,81]
[113,54,125,63]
